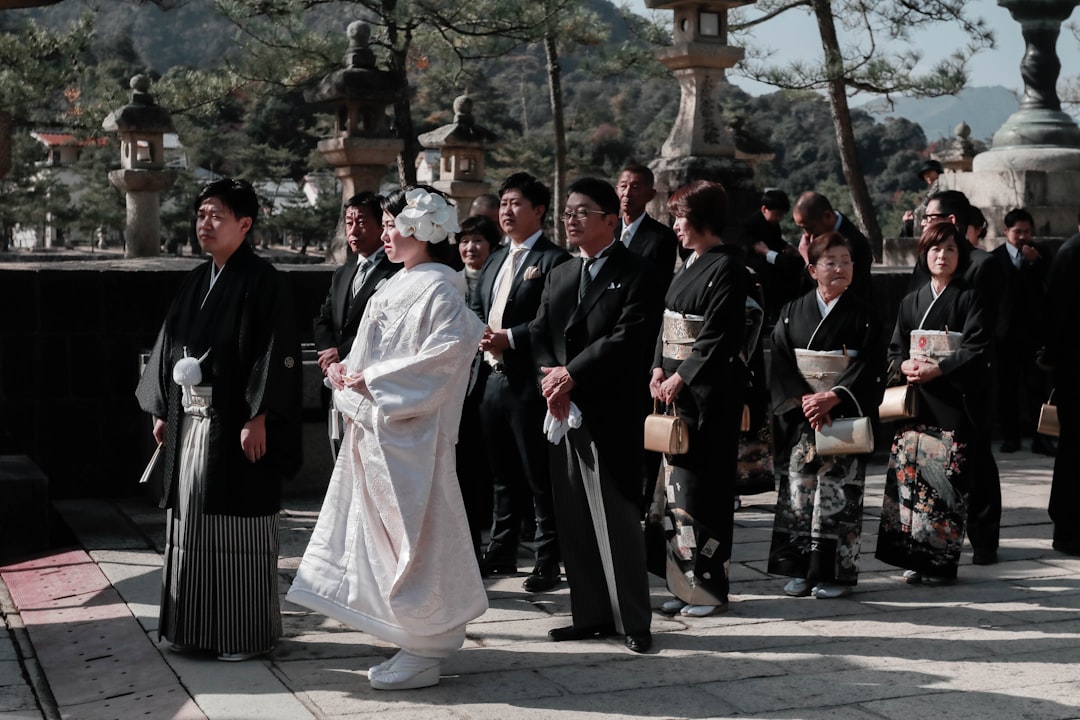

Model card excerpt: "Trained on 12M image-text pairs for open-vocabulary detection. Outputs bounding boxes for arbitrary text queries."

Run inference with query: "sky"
[624,0,1080,99]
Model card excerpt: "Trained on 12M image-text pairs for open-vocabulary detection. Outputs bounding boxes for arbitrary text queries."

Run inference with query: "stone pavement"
[1,446,1078,720]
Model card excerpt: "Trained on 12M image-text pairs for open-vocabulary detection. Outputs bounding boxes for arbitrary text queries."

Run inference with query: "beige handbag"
[815,387,874,456]
[644,401,689,455]
[879,383,918,422]
[1037,390,1060,438]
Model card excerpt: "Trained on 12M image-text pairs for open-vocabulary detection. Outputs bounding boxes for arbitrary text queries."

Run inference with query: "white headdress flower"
[394,188,460,243]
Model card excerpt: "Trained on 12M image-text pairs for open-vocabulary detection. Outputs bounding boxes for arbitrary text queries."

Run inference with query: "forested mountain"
[4,0,940,241]
[859,86,1019,143]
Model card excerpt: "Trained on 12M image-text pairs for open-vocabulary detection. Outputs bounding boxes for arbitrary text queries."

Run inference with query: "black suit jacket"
[618,214,678,289]
[991,243,1049,346]
[837,214,873,300]
[530,241,663,500]
[470,235,570,383]
[312,253,401,359]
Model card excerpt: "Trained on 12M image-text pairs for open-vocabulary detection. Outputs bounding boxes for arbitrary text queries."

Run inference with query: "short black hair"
[761,189,790,212]
[619,163,655,186]
[917,220,971,273]
[195,178,259,231]
[566,177,619,216]
[344,191,382,220]
[926,189,971,235]
[497,172,551,218]
[1004,207,1035,228]
[793,191,833,220]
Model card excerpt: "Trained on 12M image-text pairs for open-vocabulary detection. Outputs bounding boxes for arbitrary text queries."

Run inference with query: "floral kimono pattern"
[875,425,969,579]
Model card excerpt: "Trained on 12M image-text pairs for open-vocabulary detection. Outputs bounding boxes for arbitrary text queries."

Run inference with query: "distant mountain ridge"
[857,86,1019,143]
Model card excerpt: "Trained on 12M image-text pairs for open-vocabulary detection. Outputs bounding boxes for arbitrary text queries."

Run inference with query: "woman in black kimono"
[649,180,749,618]
[137,179,302,661]
[875,222,991,583]
[767,232,882,599]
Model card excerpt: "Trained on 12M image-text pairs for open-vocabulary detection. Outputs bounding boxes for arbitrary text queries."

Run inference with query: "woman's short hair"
[195,178,259,230]
[807,232,850,266]
[667,180,728,237]
[917,221,971,271]
[456,215,501,249]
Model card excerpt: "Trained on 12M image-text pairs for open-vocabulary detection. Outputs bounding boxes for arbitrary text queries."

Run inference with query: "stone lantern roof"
[417,95,499,148]
[102,75,175,135]
[304,21,400,122]
[934,121,978,173]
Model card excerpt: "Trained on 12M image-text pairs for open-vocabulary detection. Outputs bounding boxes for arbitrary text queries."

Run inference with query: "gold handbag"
[815,387,874,456]
[1038,390,1059,438]
[644,401,689,455]
[879,384,918,422]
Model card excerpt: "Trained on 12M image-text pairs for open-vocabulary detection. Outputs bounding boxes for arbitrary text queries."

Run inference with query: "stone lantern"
[946,0,1080,238]
[306,21,403,207]
[417,94,500,222]
[103,75,177,258]
[644,0,758,224]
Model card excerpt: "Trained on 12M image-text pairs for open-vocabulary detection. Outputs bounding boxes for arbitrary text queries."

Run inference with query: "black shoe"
[547,623,616,642]
[1032,437,1058,456]
[972,548,998,565]
[522,562,560,592]
[478,544,518,577]
[1000,439,1020,453]
[1052,539,1080,557]
[625,632,652,653]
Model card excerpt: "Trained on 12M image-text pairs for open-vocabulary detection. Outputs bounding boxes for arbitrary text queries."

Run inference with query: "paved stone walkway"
[1,446,1078,719]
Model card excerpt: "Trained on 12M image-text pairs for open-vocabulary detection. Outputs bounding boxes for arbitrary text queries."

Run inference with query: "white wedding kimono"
[287,263,488,657]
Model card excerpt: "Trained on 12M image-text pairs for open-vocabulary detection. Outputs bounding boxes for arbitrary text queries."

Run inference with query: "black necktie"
[579,256,597,300]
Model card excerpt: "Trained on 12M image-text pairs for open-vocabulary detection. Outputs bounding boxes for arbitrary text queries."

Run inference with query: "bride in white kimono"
[287,187,487,691]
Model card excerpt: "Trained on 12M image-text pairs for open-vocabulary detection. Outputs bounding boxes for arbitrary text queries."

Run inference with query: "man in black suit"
[312,192,401,456]
[530,177,663,654]
[744,188,803,327]
[615,163,677,288]
[471,172,570,592]
[993,207,1052,455]
[792,192,873,300]
[615,163,677,513]
[1040,213,1080,556]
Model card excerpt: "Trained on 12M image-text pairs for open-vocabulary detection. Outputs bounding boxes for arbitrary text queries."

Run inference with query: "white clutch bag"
[815,386,874,456]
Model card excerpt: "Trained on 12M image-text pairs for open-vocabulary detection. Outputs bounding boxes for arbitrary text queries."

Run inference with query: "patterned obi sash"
[662,310,705,361]
[909,329,962,364]
[795,349,850,393]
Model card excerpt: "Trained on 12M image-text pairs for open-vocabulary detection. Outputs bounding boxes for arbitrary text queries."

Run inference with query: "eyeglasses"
[562,208,607,222]
[815,260,853,271]
[923,212,949,222]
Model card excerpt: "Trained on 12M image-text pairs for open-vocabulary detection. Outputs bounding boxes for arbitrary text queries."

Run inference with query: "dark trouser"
[997,339,1048,443]
[456,364,493,557]
[1049,398,1080,543]
[966,433,1002,552]
[550,422,651,636]
[478,368,558,564]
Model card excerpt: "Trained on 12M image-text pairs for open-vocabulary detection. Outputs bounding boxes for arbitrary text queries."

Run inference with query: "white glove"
[543,402,583,445]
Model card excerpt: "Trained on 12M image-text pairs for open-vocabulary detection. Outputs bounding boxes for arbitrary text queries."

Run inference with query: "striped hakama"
[160,386,281,654]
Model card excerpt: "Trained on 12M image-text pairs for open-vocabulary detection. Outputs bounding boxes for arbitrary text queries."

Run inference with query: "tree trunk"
[545,33,567,247]
[386,5,417,187]
[810,0,883,261]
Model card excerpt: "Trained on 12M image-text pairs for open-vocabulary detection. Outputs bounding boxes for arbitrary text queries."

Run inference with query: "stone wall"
[0,256,917,502]
[0,256,334,500]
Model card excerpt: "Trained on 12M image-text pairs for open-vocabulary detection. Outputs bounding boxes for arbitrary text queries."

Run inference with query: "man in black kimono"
[312,192,401,455]
[136,178,302,660]
[531,177,662,654]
